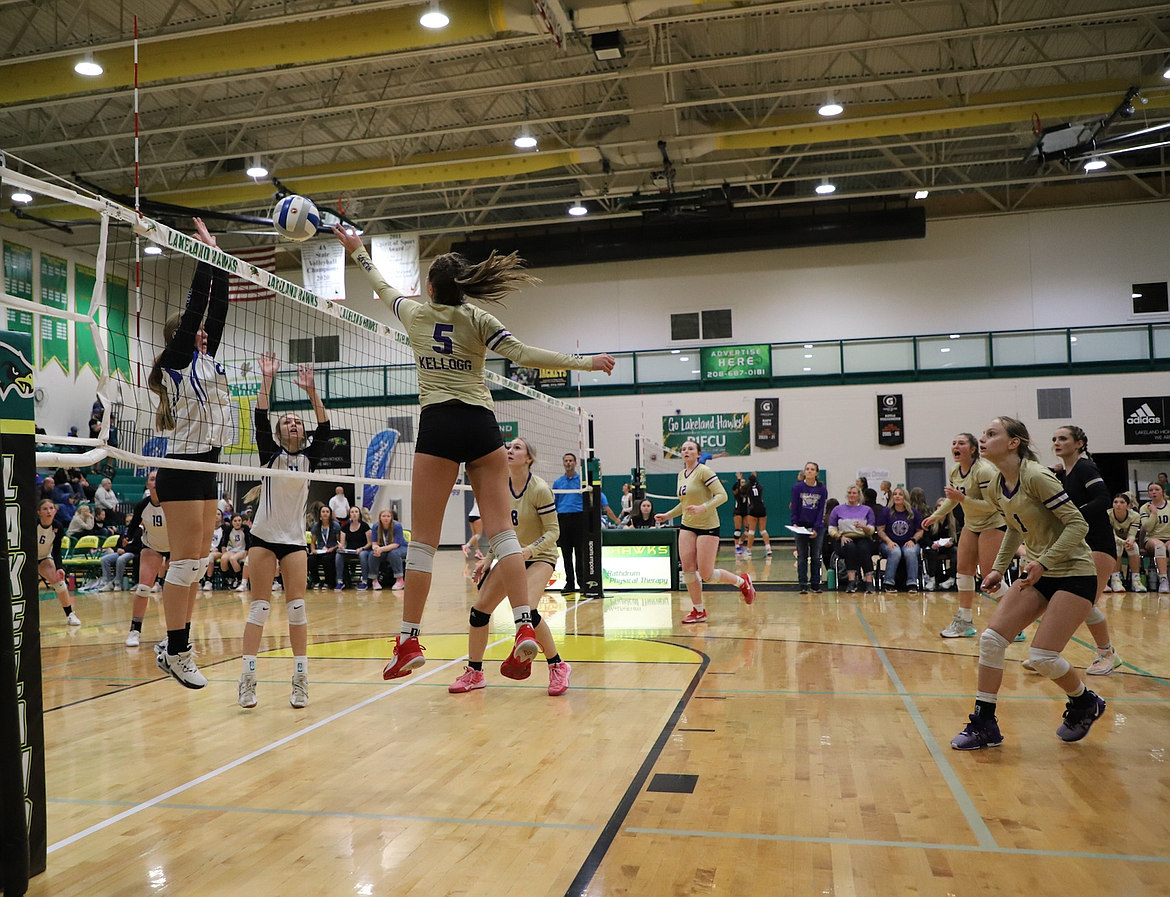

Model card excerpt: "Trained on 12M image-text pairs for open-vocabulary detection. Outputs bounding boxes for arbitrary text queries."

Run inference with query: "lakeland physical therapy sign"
[663,412,751,457]
[700,344,771,381]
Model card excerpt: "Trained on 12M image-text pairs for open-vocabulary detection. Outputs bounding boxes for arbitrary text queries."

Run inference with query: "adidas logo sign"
[1127,403,1162,425]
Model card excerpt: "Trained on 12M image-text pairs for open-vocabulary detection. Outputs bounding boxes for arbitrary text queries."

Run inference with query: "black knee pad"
[469,607,491,627]
[530,608,542,628]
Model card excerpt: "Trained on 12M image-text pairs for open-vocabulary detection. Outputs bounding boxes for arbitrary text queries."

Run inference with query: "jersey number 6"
[432,323,455,355]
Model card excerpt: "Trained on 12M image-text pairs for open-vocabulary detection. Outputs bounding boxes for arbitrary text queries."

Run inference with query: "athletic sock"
[959,607,974,623]
[468,660,483,672]
[1067,683,1088,700]
[294,656,307,676]
[62,605,73,618]
[1097,643,1113,655]
[513,606,532,628]
[692,603,705,613]
[131,618,143,632]
[546,654,562,666]
[167,628,189,655]
[185,622,192,640]
[400,621,420,640]
[242,655,257,676]
[974,697,997,717]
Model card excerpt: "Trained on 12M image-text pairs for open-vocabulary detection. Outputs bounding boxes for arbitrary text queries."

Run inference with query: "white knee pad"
[247,600,271,626]
[135,583,152,600]
[1084,605,1106,626]
[1155,543,1167,559]
[1028,647,1071,680]
[488,531,523,559]
[286,598,307,627]
[164,557,202,588]
[405,543,436,574]
[956,573,976,591]
[682,571,700,584]
[758,530,768,539]
[978,628,1010,670]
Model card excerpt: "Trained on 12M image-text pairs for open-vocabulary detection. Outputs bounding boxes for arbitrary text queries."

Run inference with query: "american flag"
[228,245,276,302]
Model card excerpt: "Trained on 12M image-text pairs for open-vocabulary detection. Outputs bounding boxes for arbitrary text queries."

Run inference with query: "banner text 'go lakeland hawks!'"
[662,412,751,457]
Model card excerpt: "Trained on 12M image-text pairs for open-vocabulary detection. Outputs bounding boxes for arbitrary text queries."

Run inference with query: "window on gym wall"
[670,308,732,341]
[1132,282,1168,316]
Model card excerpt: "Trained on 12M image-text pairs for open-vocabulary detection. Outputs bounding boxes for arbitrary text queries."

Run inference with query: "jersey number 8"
[511,509,519,526]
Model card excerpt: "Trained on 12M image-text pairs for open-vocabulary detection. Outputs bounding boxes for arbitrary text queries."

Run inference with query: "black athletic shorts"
[1085,532,1118,559]
[476,557,552,591]
[680,524,721,538]
[156,449,221,502]
[748,503,767,518]
[416,401,504,464]
[249,533,308,561]
[1033,574,1098,603]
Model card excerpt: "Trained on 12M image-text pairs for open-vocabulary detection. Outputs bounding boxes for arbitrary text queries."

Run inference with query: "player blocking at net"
[333,226,615,680]
[237,351,331,710]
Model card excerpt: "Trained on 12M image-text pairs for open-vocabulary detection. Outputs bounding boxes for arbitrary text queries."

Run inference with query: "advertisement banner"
[0,330,45,879]
[754,397,779,449]
[313,428,353,470]
[73,265,102,376]
[38,254,69,373]
[1123,396,1170,444]
[2,243,34,336]
[601,543,674,590]
[301,241,346,302]
[538,368,569,389]
[662,412,751,457]
[877,394,905,446]
[498,421,519,443]
[700,344,771,381]
[371,233,421,298]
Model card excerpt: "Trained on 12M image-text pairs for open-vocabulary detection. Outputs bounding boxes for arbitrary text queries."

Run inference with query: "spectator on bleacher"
[309,505,343,590]
[69,468,95,501]
[1139,481,1170,593]
[88,411,102,440]
[39,476,58,502]
[94,477,118,511]
[1158,472,1169,489]
[67,504,97,538]
[922,496,957,591]
[341,506,372,589]
[855,476,869,493]
[54,490,78,530]
[220,513,250,589]
[880,480,893,507]
[217,494,234,518]
[91,507,115,539]
[202,509,226,590]
[828,485,876,593]
[328,486,351,522]
[365,508,408,590]
[878,487,924,592]
[627,498,657,528]
[619,483,634,525]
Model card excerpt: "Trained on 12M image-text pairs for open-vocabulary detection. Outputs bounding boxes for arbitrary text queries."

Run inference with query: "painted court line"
[624,827,1170,864]
[46,639,507,853]
[853,605,998,851]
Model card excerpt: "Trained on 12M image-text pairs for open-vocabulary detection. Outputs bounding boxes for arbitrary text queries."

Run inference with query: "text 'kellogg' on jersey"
[418,356,473,372]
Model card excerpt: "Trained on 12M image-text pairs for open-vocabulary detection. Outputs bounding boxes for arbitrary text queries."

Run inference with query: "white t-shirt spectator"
[94,483,119,511]
[329,492,351,521]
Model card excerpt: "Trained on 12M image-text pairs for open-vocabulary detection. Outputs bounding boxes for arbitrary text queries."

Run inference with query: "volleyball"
[272,195,321,242]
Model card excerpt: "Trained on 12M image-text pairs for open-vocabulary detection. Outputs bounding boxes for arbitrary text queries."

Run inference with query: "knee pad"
[488,530,523,559]
[286,598,306,627]
[1084,605,1106,626]
[164,557,202,588]
[956,573,976,591]
[759,530,768,539]
[682,571,699,584]
[469,607,491,628]
[247,600,271,626]
[1028,647,1070,680]
[530,607,541,628]
[1155,543,1167,559]
[734,529,741,539]
[978,628,1010,670]
[135,583,152,600]
[405,542,436,574]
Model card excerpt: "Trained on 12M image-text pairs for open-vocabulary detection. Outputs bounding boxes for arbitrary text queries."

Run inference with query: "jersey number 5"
[432,323,454,355]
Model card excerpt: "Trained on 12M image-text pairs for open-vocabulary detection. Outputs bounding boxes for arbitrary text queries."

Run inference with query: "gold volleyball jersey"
[353,249,590,410]
[663,463,727,531]
[1109,508,1140,543]
[933,458,1006,532]
[509,472,559,565]
[1140,500,1170,540]
[988,459,1095,577]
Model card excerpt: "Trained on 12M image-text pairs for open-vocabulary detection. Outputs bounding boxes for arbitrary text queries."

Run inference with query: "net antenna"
[1,161,589,510]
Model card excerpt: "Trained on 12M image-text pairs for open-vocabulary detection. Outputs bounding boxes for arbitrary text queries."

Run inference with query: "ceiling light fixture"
[1163,65,1170,80]
[74,52,103,76]
[1083,156,1107,171]
[815,179,836,195]
[914,189,929,200]
[591,31,626,61]
[245,155,268,178]
[143,245,162,256]
[568,200,588,217]
[818,101,843,117]
[419,2,449,28]
[11,192,33,204]
[514,131,537,149]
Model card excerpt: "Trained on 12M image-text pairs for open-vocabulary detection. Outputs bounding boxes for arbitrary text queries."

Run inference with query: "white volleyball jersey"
[140,500,170,554]
[163,350,233,454]
[224,526,248,552]
[209,525,225,552]
[250,412,330,546]
[37,523,58,561]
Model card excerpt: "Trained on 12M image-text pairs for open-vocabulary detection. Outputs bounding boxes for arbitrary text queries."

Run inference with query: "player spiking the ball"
[333,225,615,680]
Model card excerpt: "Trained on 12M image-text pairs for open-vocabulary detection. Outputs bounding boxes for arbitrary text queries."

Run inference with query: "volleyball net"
[0,162,590,517]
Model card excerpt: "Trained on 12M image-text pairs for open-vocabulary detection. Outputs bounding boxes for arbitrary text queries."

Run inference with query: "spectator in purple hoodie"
[790,461,828,594]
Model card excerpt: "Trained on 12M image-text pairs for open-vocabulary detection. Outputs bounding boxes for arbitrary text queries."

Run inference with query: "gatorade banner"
[0,330,45,882]
[877,394,905,446]
[2,243,34,337]
[754,397,779,449]
[74,265,103,376]
[38,253,69,374]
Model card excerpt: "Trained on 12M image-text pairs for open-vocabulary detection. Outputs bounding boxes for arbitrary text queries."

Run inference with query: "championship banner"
[0,330,45,885]
[105,275,131,381]
[1123,396,1170,444]
[662,412,751,457]
[371,233,421,298]
[878,394,905,446]
[38,253,69,374]
[754,397,779,449]
[2,242,34,336]
[700,344,771,381]
[313,428,353,470]
[73,265,103,376]
[301,241,346,302]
